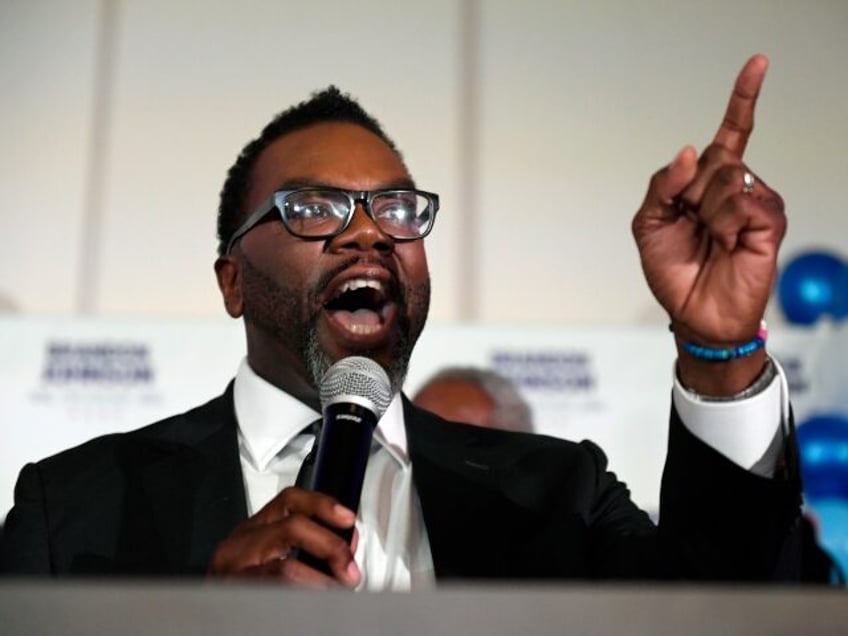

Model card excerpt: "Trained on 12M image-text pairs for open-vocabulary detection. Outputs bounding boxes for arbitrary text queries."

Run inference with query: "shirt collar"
[375,393,409,467]
[233,357,409,470]
[234,358,320,471]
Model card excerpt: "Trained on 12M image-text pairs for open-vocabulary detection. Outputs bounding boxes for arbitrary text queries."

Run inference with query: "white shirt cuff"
[672,358,788,477]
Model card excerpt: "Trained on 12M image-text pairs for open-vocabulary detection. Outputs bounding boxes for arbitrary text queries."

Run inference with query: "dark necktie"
[294,419,322,489]
[292,418,335,575]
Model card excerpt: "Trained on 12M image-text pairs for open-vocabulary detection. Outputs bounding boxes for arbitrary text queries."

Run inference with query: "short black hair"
[216,86,402,256]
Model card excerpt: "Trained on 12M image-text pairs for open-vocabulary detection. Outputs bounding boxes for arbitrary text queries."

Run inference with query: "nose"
[330,203,394,254]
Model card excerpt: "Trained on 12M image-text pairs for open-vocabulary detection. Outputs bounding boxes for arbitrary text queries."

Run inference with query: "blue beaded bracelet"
[675,321,768,361]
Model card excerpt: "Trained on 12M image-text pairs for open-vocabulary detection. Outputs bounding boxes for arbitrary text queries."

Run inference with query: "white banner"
[0,317,841,522]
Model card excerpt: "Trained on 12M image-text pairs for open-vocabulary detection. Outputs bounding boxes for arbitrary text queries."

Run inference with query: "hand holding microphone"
[207,356,392,586]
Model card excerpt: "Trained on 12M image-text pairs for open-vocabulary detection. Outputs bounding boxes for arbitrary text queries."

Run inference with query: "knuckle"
[630,214,641,238]
[751,183,785,216]
[699,143,731,165]
[279,485,298,496]
[765,195,788,235]
[277,485,299,504]
[714,164,739,187]
[327,533,350,555]
[768,191,785,213]
[648,169,665,191]
[278,557,299,579]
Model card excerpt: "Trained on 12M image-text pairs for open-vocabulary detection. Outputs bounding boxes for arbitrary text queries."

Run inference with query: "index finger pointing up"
[713,54,769,157]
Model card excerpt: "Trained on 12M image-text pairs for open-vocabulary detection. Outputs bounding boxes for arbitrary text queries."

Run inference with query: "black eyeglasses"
[226,187,439,254]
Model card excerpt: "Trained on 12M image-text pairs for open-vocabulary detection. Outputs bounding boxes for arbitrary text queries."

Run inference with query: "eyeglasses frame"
[225,187,439,254]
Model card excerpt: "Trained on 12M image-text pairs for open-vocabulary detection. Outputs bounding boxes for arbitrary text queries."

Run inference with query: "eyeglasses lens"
[283,190,432,239]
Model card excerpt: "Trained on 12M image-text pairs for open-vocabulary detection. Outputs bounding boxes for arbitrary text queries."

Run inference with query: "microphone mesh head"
[319,356,393,418]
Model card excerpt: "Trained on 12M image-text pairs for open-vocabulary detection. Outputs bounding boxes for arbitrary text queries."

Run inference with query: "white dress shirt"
[233,359,435,591]
[673,358,789,477]
[233,356,788,590]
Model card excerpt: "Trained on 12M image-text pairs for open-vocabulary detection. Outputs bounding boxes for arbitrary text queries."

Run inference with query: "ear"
[214,255,244,318]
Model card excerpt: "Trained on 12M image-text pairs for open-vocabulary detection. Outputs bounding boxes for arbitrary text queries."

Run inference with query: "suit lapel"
[141,385,247,574]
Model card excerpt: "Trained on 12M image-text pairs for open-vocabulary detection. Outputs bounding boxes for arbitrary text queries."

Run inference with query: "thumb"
[652,145,698,209]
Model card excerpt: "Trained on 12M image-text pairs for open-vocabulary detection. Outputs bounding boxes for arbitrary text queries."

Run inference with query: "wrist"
[672,320,769,396]
[677,355,777,401]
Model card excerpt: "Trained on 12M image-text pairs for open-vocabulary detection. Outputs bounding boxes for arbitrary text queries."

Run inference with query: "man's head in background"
[412,366,533,433]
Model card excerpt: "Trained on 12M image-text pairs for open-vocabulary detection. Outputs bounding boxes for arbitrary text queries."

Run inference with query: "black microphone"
[297,356,392,572]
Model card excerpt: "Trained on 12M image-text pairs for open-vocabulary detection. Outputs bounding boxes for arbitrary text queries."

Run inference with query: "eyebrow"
[272,177,418,191]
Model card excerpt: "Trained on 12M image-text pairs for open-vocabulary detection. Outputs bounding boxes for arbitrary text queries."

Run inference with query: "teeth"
[336,278,383,297]
[348,324,379,335]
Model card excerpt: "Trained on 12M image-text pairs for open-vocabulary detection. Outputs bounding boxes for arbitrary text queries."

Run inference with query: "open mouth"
[323,277,395,338]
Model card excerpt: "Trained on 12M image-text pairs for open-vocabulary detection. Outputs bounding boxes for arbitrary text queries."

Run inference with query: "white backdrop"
[1,1,847,325]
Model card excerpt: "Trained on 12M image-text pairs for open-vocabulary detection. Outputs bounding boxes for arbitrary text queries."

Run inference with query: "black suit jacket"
[0,383,803,580]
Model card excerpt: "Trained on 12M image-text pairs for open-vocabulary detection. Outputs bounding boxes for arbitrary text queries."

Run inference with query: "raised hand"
[207,486,361,588]
[632,54,786,395]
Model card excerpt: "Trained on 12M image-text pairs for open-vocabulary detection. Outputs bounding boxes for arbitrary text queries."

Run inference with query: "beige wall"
[2,0,847,326]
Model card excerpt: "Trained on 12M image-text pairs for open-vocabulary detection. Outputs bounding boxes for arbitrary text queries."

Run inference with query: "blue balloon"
[798,414,848,581]
[798,414,848,499]
[778,251,847,325]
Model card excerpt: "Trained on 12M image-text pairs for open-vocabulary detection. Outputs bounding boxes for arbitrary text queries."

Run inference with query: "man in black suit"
[1,55,807,587]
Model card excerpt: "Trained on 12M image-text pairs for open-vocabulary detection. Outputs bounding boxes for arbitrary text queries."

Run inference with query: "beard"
[240,254,429,395]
